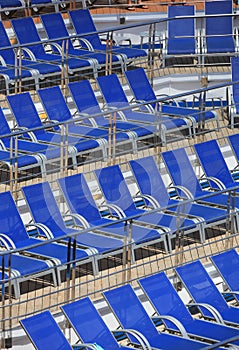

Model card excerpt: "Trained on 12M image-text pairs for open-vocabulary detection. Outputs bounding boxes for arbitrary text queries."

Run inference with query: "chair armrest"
[134,99,154,113]
[44,42,62,55]
[73,343,99,350]
[78,37,94,51]
[116,328,152,350]
[187,302,225,324]
[0,56,7,66]
[21,47,37,61]
[0,140,6,151]
[204,176,226,190]
[25,223,53,240]
[0,233,16,249]
[152,315,189,338]
[13,126,37,142]
[99,203,126,219]
[168,185,194,200]
[134,194,160,209]
[63,213,90,229]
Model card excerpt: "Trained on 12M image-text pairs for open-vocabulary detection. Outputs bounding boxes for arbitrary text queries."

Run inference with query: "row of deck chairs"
[0,67,219,178]
[20,248,239,349]
[162,1,238,67]
[0,9,147,93]
[2,135,239,298]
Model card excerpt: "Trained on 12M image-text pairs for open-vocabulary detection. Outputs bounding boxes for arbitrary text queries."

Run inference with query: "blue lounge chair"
[176,259,239,326]
[58,173,169,258]
[162,147,237,230]
[94,164,202,252]
[38,85,136,155]
[22,181,128,275]
[229,57,239,128]
[0,190,94,285]
[139,271,239,346]
[194,139,239,193]
[97,73,192,146]
[41,12,120,76]
[202,0,236,64]
[104,284,213,349]
[210,249,239,303]
[20,310,72,350]
[0,21,62,91]
[125,67,220,133]
[61,297,145,349]
[68,79,156,152]
[11,16,96,78]
[228,134,239,167]
[162,5,199,67]
[7,92,106,167]
[69,8,147,71]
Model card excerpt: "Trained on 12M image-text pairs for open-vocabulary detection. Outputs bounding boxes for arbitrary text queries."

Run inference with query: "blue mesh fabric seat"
[7,92,105,167]
[97,73,192,145]
[22,181,128,275]
[125,67,220,133]
[61,297,139,349]
[11,17,96,78]
[104,284,214,349]
[0,0,23,7]
[228,134,239,169]
[176,260,239,326]
[69,8,147,71]
[94,164,204,252]
[20,310,72,350]
[139,271,239,346]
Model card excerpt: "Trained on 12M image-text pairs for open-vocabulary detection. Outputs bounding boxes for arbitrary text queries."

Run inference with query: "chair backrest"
[125,68,157,109]
[231,57,239,113]
[211,249,239,303]
[194,140,235,188]
[162,148,203,197]
[139,272,194,328]
[20,310,72,350]
[68,80,106,125]
[58,173,103,223]
[7,92,43,130]
[168,5,195,39]
[94,165,137,215]
[41,13,74,52]
[228,133,239,161]
[205,0,233,37]
[97,74,129,109]
[22,182,69,237]
[11,17,46,57]
[0,191,29,245]
[104,284,161,342]
[0,22,16,63]
[69,9,102,48]
[0,108,12,141]
[38,85,72,123]
[176,260,230,317]
[62,297,121,349]
[129,156,171,207]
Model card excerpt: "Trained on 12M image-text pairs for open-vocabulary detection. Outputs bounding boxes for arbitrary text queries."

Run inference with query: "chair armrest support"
[25,223,53,239]
[63,213,90,229]
[134,194,160,209]
[99,203,126,219]
[152,315,189,338]
[0,233,16,249]
[169,185,194,200]
[187,302,225,324]
[204,176,226,190]
[117,328,152,350]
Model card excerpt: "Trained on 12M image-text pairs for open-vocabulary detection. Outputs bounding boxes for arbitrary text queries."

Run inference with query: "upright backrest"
[94,165,137,214]
[0,22,16,63]
[211,249,239,303]
[139,272,194,328]
[176,260,230,316]
[41,13,74,52]
[97,74,129,109]
[129,156,171,207]
[62,297,120,349]
[22,182,69,236]
[20,310,72,350]
[58,173,102,223]
[231,57,239,113]
[125,68,157,109]
[194,140,235,187]
[0,191,29,245]
[38,85,72,123]
[11,17,46,57]
[168,5,195,39]
[104,284,161,342]
[205,0,233,37]
[69,9,102,48]
[0,108,12,142]
[162,148,202,197]
[7,92,43,130]
[68,80,106,125]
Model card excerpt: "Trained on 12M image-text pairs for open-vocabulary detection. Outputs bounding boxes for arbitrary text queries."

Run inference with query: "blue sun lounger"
[229,57,239,128]
[11,16,96,78]
[0,190,94,285]
[20,310,72,350]
[94,164,202,252]
[97,73,192,145]
[176,259,239,326]
[61,297,145,349]
[125,67,220,133]
[58,173,169,259]
[22,181,128,275]
[139,271,239,346]
[7,92,105,167]
[104,284,214,349]
[194,139,239,193]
